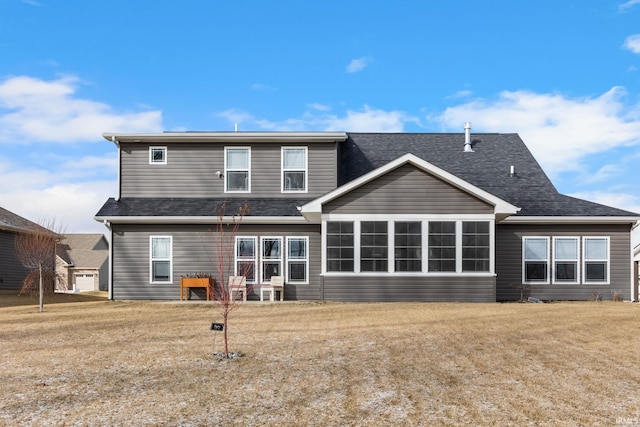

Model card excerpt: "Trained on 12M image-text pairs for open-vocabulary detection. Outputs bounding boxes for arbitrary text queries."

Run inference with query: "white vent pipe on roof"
[463,122,474,152]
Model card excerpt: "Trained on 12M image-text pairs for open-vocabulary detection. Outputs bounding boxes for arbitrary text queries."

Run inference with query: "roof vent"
[463,122,474,152]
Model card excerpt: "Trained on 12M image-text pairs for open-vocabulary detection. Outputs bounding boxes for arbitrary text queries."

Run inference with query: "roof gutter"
[102,131,348,144]
[501,216,640,225]
[93,215,310,225]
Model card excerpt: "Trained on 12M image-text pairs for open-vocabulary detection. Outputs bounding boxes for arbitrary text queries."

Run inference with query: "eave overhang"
[94,215,309,225]
[103,131,348,144]
[300,153,521,223]
[501,216,640,225]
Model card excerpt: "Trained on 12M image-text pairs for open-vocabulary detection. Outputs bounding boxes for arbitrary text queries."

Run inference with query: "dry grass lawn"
[1,291,639,426]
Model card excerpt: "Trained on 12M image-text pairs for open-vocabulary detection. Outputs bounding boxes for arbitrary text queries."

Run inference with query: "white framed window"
[553,237,579,284]
[428,221,456,272]
[261,237,283,282]
[235,237,257,283]
[150,236,172,283]
[462,221,490,272]
[149,147,167,165]
[523,237,549,284]
[225,147,250,192]
[360,221,388,272]
[286,237,309,284]
[394,221,422,272]
[583,237,609,284]
[326,221,355,272]
[282,147,307,192]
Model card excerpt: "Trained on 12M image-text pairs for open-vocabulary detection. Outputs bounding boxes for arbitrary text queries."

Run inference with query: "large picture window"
[235,237,257,283]
[428,222,456,272]
[394,221,421,272]
[553,237,579,283]
[326,222,354,272]
[287,237,308,283]
[361,221,388,272]
[583,237,609,283]
[462,222,490,272]
[523,237,549,283]
[282,147,307,192]
[150,236,172,283]
[261,237,282,282]
[225,147,250,192]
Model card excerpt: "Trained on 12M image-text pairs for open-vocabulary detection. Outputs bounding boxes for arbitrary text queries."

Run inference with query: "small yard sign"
[210,322,224,331]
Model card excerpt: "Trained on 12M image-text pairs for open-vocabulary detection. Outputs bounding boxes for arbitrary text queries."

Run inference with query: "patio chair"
[228,275,247,301]
[260,275,284,302]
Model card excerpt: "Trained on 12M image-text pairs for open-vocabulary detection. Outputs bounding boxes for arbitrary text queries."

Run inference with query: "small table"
[180,278,212,301]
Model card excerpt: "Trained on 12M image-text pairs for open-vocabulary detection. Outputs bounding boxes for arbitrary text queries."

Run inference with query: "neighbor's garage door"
[75,274,95,292]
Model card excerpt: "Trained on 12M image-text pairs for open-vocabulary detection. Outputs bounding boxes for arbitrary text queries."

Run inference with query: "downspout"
[103,220,114,300]
[111,136,121,201]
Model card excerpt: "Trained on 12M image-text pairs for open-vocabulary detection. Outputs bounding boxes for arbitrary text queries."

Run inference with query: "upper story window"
[225,147,250,193]
[149,147,167,165]
[282,147,307,193]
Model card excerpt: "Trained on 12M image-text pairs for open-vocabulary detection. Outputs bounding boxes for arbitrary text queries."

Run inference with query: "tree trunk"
[223,310,229,357]
[38,262,43,313]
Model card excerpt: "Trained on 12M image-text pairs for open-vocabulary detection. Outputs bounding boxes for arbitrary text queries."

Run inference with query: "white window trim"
[149,146,167,165]
[235,236,257,284]
[260,236,283,283]
[281,146,308,193]
[321,215,495,276]
[522,236,550,285]
[224,147,251,193]
[149,236,172,284]
[583,236,610,285]
[286,236,309,284]
[552,236,580,284]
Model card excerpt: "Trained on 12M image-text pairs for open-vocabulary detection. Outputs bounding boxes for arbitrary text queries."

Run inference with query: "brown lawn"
[1,291,639,426]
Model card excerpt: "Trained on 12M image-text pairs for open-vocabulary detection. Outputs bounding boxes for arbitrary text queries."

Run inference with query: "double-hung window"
[428,222,456,272]
[287,237,308,283]
[282,147,307,192]
[553,237,579,283]
[149,147,167,165]
[326,222,354,272]
[361,221,388,272]
[235,237,257,283]
[523,237,549,283]
[261,237,283,282]
[394,221,422,272]
[225,147,250,192]
[150,236,172,283]
[583,237,609,283]
[462,222,490,272]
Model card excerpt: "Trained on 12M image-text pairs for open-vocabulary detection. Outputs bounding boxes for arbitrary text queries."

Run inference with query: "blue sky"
[1,0,640,235]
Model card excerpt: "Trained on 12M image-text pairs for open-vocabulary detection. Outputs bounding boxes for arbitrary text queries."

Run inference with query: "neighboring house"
[56,234,109,292]
[0,207,52,291]
[95,129,640,302]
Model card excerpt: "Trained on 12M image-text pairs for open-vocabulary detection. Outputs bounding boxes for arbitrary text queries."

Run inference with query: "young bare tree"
[15,220,63,313]
[211,201,251,358]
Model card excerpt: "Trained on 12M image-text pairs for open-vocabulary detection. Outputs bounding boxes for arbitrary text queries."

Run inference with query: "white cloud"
[307,103,331,112]
[0,75,163,143]
[619,0,640,12]
[346,57,371,73]
[623,34,640,53]
[217,105,418,132]
[447,90,473,100]
[431,87,640,176]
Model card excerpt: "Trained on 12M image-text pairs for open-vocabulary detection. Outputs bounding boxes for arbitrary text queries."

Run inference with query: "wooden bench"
[180,277,213,301]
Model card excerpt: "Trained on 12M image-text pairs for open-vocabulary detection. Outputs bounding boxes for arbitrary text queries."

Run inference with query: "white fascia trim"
[502,216,640,225]
[102,132,348,144]
[300,153,520,218]
[93,216,310,225]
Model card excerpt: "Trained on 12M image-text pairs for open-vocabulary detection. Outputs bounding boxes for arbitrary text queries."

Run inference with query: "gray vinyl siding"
[322,275,495,302]
[495,223,632,301]
[324,164,493,215]
[119,142,336,199]
[111,223,321,300]
[0,231,30,290]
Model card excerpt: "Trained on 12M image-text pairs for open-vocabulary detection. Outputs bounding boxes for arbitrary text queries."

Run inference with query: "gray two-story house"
[95,129,640,302]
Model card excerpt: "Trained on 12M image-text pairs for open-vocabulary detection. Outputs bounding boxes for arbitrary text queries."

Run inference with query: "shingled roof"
[342,133,637,217]
[0,206,52,233]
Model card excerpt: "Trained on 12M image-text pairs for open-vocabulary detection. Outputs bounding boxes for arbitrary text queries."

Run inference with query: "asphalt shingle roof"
[95,133,638,219]
[0,206,51,233]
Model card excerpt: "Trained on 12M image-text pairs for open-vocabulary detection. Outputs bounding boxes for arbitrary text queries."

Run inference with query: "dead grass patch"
[1,291,639,426]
